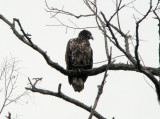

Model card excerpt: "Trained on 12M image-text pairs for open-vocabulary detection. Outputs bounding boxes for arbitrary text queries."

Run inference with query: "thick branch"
[67,63,160,76]
[26,86,106,119]
[141,69,160,101]
[1,14,160,77]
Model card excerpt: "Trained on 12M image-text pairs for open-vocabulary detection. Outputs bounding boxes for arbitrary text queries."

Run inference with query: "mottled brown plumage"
[65,30,93,92]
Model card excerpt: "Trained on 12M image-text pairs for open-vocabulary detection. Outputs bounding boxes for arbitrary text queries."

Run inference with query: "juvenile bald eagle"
[65,30,93,92]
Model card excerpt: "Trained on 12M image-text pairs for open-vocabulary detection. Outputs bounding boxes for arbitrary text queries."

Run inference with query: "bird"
[65,30,93,92]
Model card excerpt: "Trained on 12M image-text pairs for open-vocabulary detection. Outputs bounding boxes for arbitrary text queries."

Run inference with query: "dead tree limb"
[26,84,106,119]
[88,51,112,119]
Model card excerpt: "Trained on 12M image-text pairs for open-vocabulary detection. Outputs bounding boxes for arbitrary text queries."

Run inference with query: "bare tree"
[44,0,160,102]
[0,58,27,118]
[0,0,160,119]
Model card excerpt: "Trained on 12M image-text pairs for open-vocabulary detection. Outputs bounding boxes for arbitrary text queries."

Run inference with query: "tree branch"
[89,52,111,119]
[6,112,11,119]
[45,0,94,19]
[101,1,160,101]
[26,84,106,119]
[89,73,107,119]
[101,12,137,65]
[135,0,152,70]
[1,10,160,102]
[1,14,160,77]
[153,1,160,83]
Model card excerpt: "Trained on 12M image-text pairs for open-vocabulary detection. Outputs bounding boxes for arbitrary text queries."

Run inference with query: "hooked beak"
[90,35,94,40]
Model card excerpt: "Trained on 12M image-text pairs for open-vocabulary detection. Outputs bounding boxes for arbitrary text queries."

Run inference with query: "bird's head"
[78,30,93,40]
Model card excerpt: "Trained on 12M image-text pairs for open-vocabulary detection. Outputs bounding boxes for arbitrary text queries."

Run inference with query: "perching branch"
[1,14,160,77]
[1,0,160,103]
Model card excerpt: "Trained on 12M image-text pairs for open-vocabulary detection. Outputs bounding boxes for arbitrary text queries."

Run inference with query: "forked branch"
[135,0,152,70]
[100,1,160,101]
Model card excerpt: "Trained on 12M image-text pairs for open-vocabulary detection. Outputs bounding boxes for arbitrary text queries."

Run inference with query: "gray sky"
[0,0,160,119]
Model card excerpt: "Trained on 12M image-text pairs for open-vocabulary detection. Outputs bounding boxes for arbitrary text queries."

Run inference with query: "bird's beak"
[90,35,94,40]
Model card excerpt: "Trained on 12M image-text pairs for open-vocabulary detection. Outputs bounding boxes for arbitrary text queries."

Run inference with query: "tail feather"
[71,77,84,92]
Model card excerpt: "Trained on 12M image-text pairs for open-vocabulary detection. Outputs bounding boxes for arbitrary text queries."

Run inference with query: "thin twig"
[135,0,152,69]
[28,77,42,88]
[13,18,33,46]
[45,0,94,19]
[116,0,122,31]
[0,58,27,114]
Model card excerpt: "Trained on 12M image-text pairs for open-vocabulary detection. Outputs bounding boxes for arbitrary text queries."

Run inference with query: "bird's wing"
[65,39,72,70]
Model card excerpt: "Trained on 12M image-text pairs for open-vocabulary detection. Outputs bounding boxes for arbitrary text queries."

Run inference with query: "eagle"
[65,30,93,92]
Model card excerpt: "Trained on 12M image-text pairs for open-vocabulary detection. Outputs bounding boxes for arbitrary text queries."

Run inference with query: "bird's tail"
[71,77,84,92]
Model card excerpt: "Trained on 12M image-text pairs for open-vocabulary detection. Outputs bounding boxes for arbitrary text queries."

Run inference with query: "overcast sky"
[0,0,160,119]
